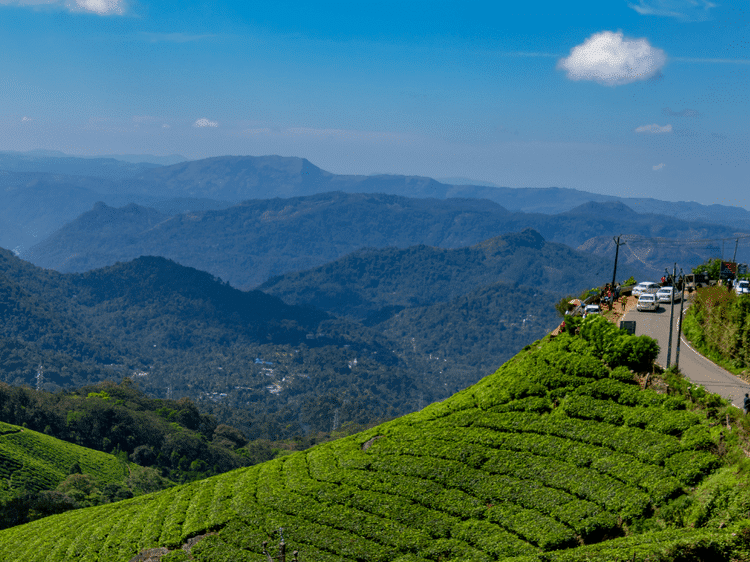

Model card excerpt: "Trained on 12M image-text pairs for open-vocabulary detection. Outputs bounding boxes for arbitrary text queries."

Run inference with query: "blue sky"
[1,0,748,208]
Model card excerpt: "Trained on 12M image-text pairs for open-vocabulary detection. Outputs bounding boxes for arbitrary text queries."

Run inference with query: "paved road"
[623,297,750,408]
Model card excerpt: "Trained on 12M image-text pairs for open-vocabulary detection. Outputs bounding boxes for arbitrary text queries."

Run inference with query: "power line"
[619,233,750,248]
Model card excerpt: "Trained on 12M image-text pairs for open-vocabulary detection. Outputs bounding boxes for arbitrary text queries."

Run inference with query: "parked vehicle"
[584,304,601,316]
[656,286,681,303]
[632,282,660,297]
[637,294,659,312]
[735,280,750,296]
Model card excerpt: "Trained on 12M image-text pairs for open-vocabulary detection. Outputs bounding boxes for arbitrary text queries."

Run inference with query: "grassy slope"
[0,320,748,562]
[0,421,127,495]
[682,286,750,377]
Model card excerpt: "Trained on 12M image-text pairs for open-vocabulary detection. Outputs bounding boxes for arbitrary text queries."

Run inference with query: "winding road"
[623,296,750,409]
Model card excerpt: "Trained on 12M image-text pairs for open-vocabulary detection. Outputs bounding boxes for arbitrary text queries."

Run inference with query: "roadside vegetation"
[3,316,750,561]
[682,286,750,378]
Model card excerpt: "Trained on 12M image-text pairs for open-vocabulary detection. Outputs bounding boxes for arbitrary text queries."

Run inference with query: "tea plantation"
[0,421,127,495]
[0,316,748,561]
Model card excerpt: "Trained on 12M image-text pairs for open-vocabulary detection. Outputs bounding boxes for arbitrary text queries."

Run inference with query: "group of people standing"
[600,283,621,307]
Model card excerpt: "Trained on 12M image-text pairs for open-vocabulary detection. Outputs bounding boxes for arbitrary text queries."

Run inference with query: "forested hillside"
[26,191,746,288]
[26,193,516,287]
[378,282,560,375]
[2,316,748,561]
[0,248,442,439]
[260,228,607,322]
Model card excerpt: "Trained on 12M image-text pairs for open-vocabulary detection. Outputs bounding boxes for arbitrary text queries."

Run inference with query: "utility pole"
[666,263,677,369]
[733,238,739,263]
[610,235,624,311]
[675,269,686,370]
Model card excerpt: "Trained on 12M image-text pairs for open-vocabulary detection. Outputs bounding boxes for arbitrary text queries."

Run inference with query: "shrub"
[609,366,635,384]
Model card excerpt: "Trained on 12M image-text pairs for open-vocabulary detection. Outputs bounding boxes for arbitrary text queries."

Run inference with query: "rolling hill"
[0,318,745,561]
[259,228,616,322]
[0,248,441,439]
[0,420,127,496]
[26,191,747,290]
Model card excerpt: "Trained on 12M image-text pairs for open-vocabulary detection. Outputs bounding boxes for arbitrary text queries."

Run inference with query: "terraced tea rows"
[0,320,735,561]
[0,422,127,494]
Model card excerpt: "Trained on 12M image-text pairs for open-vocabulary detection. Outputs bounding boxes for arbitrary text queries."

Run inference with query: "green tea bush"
[0,324,729,562]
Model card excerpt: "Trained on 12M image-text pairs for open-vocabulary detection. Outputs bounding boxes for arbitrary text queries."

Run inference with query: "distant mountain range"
[3,152,750,256]
[24,192,747,289]
[0,151,160,180]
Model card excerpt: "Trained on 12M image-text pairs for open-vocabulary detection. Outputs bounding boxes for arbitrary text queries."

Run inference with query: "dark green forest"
[0,248,446,440]
[260,228,606,322]
[0,227,612,442]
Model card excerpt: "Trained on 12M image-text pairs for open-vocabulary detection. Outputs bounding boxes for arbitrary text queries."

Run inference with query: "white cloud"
[653,163,666,170]
[21,116,32,122]
[193,118,218,128]
[557,30,667,86]
[69,0,123,14]
[628,0,715,22]
[635,123,673,133]
[0,0,125,15]
[162,124,170,129]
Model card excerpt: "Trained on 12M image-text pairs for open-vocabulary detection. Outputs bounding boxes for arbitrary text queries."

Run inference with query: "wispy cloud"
[662,107,699,117]
[140,32,216,43]
[193,118,218,128]
[21,116,32,122]
[635,123,673,133]
[628,0,716,22]
[653,163,666,170]
[0,0,126,15]
[557,31,666,86]
[69,0,123,15]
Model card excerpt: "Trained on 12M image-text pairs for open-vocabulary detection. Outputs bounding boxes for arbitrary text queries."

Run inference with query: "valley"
[2,151,750,560]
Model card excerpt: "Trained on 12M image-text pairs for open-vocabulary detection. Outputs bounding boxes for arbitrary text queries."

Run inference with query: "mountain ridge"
[25,192,746,289]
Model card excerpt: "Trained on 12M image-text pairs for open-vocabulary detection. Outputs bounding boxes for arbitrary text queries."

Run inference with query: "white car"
[584,304,601,316]
[735,280,750,296]
[656,286,681,303]
[637,294,659,312]
[632,282,660,297]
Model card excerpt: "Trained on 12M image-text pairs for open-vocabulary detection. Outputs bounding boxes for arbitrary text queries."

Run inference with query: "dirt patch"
[361,435,382,451]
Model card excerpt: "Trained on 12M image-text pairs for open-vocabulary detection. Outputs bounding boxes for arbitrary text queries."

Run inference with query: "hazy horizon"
[1,0,748,209]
